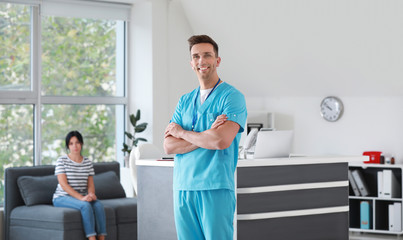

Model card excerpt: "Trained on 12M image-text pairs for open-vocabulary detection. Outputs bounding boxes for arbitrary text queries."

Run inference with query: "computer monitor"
[253,130,293,159]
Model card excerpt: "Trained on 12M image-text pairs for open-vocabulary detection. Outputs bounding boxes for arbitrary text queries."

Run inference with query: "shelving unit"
[349,163,403,235]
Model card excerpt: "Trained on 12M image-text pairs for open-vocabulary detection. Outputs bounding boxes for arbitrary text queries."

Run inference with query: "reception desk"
[137,156,366,240]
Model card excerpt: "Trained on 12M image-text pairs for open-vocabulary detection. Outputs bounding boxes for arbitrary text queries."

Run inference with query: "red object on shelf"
[363,151,382,164]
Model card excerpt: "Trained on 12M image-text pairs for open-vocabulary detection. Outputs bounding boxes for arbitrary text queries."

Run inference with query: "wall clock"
[320,96,344,122]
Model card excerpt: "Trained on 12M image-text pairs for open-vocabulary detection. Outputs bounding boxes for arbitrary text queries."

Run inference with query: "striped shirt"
[52,155,95,200]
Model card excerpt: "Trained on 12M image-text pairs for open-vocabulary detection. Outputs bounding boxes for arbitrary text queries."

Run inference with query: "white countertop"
[136,155,368,168]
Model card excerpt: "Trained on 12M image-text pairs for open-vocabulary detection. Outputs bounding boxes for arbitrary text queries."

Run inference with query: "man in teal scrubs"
[164,35,247,240]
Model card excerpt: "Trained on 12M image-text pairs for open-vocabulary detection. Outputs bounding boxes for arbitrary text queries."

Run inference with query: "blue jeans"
[53,196,107,237]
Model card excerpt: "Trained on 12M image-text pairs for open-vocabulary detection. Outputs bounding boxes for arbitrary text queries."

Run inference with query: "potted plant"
[122,109,148,166]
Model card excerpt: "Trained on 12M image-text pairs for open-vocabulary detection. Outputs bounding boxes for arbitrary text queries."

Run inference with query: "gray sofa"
[4,161,137,240]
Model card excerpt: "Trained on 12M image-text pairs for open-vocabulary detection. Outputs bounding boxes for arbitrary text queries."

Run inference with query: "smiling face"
[190,43,221,88]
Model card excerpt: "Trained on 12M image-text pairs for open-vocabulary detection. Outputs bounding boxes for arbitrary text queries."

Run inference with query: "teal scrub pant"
[174,189,236,240]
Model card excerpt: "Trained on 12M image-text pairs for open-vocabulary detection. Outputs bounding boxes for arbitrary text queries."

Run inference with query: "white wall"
[167,0,196,113]
[247,96,403,160]
[129,0,173,149]
[129,1,153,144]
[180,0,403,97]
[132,0,403,162]
[129,0,196,150]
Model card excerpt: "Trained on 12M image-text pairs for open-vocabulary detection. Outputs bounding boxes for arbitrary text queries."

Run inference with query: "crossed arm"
[163,114,240,155]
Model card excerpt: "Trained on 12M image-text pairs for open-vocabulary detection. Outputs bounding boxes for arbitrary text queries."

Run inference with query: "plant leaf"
[124,131,134,139]
[137,122,147,128]
[123,109,148,153]
[135,122,147,133]
[129,114,137,127]
[122,143,131,153]
[135,109,140,121]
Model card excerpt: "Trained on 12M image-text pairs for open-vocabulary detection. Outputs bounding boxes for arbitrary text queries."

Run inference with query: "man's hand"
[165,122,184,139]
[164,114,237,153]
[211,114,227,129]
[165,114,227,139]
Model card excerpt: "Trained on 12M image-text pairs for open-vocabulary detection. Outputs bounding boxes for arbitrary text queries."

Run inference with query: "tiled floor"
[350,232,403,239]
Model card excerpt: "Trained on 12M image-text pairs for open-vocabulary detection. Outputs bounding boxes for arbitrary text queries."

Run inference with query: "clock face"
[320,96,343,122]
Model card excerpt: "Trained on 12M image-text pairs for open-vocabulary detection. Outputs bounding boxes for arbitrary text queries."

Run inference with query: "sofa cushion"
[10,205,116,238]
[11,205,82,230]
[17,175,58,206]
[101,198,137,223]
[94,171,126,199]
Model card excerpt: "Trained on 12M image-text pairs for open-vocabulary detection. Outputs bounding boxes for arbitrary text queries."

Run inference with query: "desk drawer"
[237,211,348,240]
[237,186,348,214]
[237,163,347,188]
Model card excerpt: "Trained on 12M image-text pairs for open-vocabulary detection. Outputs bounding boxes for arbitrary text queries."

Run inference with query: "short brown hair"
[188,35,219,57]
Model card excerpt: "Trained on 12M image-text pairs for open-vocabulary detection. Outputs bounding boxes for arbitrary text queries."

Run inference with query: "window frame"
[0,2,128,165]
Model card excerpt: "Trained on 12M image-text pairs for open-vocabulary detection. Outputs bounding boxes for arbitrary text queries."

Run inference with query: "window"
[41,104,124,165]
[0,4,31,91]
[0,104,34,202]
[0,1,130,204]
[41,16,124,97]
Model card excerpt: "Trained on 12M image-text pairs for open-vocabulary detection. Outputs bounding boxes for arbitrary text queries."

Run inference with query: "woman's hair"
[188,35,219,57]
[65,130,84,150]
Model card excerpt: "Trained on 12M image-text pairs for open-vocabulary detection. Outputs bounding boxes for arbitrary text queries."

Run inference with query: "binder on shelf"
[360,201,371,229]
[383,170,401,199]
[349,170,361,196]
[389,204,395,231]
[352,169,370,196]
[377,171,383,198]
[394,202,402,232]
[349,164,403,235]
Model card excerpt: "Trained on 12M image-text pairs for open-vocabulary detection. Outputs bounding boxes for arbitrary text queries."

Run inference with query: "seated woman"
[52,130,106,240]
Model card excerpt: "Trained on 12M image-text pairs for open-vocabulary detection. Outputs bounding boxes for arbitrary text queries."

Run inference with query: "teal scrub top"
[171,82,247,191]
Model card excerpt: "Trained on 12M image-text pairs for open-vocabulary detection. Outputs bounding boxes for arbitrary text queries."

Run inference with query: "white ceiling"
[180,0,403,97]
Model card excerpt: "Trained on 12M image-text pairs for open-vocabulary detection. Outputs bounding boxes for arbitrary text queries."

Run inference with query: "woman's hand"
[81,194,94,202]
[88,192,97,201]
